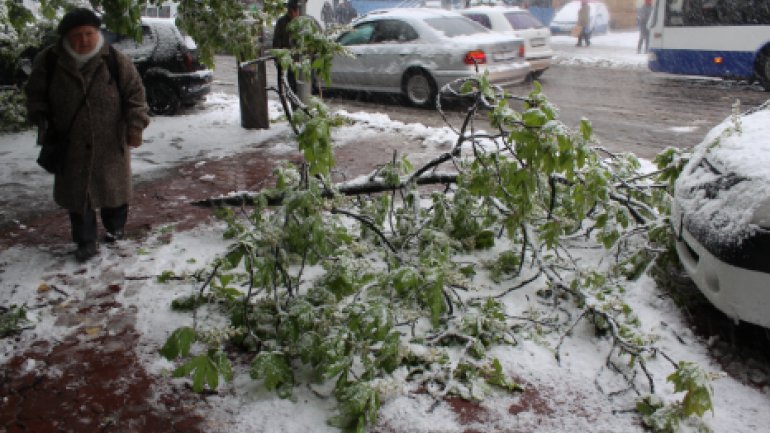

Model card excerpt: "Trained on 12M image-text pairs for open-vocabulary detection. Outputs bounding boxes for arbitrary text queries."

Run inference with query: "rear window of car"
[462,13,492,29]
[504,12,545,30]
[424,16,488,37]
[108,25,156,52]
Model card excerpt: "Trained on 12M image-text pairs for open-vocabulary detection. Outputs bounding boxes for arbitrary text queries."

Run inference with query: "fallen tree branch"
[192,172,460,207]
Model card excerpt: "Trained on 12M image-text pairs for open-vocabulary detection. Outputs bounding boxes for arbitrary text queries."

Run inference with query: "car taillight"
[464,50,487,65]
[183,51,194,72]
[519,44,525,58]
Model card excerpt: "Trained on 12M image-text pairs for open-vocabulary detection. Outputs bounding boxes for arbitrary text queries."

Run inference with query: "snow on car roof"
[462,6,527,12]
[140,17,177,26]
[356,7,523,44]
[359,7,470,20]
[675,102,770,243]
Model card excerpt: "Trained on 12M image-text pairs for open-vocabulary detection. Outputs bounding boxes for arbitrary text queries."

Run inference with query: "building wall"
[604,0,641,29]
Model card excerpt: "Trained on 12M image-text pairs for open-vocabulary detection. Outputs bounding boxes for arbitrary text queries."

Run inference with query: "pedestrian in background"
[576,0,591,47]
[637,0,653,54]
[25,8,149,262]
[321,1,335,30]
[335,0,357,25]
[273,0,301,94]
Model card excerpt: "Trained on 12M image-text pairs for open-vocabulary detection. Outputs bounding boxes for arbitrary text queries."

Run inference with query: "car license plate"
[493,51,517,62]
[531,38,545,47]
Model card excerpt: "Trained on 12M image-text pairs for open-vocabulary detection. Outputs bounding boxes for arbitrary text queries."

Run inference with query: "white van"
[549,1,610,35]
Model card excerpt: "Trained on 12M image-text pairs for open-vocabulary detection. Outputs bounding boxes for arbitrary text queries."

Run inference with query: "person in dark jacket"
[321,1,335,29]
[576,0,591,47]
[637,0,653,54]
[273,0,301,94]
[335,0,357,25]
[25,8,150,262]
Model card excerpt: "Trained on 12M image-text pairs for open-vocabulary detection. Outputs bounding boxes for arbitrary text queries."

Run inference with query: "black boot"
[75,242,98,262]
[102,205,128,243]
[104,229,124,243]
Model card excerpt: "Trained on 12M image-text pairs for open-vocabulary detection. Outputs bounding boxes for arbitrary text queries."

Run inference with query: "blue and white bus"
[647,0,770,90]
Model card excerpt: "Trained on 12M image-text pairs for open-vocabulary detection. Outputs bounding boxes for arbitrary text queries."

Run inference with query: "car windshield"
[505,12,545,29]
[424,16,489,37]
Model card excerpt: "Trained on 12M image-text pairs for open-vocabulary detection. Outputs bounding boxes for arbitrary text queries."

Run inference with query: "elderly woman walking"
[25,8,149,262]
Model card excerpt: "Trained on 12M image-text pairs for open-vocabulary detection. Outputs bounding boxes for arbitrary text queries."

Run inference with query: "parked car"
[324,8,530,107]
[12,18,211,115]
[671,104,770,329]
[104,18,212,115]
[460,6,553,79]
[549,0,610,35]
[1,21,58,87]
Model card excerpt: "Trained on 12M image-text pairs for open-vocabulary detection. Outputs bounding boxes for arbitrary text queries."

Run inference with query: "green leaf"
[225,247,245,269]
[522,108,548,127]
[667,361,714,417]
[485,358,522,392]
[171,294,207,311]
[420,277,446,328]
[172,350,231,393]
[0,305,30,338]
[329,382,380,433]
[375,332,401,373]
[250,352,295,398]
[474,230,496,250]
[160,327,196,360]
[392,267,422,296]
[156,270,177,283]
[580,118,593,140]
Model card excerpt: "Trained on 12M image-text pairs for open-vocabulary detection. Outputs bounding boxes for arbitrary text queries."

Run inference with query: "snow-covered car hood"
[674,102,770,248]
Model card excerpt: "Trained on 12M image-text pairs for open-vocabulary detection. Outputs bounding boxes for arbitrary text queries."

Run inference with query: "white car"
[461,6,553,79]
[549,1,610,35]
[671,104,770,329]
[326,8,530,107]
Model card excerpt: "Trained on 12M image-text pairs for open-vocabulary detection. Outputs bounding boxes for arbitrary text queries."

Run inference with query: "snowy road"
[212,37,770,160]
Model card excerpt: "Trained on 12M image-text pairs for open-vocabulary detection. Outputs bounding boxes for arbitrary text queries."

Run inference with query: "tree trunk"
[238,58,269,129]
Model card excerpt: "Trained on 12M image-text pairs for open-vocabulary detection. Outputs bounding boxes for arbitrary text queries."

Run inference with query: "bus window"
[665,0,770,27]
[665,0,684,26]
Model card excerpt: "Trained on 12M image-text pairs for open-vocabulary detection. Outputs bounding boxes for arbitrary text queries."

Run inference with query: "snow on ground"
[2,29,770,433]
[550,30,650,70]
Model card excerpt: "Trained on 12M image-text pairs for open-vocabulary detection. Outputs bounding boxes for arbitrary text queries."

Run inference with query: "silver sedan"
[325,8,531,107]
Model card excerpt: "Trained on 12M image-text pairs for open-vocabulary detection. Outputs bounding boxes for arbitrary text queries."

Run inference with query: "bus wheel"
[757,51,770,91]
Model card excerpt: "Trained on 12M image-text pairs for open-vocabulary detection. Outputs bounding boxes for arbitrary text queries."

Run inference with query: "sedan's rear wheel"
[530,70,545,81]
[403,70,437,108]
[146,79,181,115]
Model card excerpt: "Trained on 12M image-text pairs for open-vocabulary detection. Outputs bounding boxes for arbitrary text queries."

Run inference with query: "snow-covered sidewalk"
[2,30,769,433]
